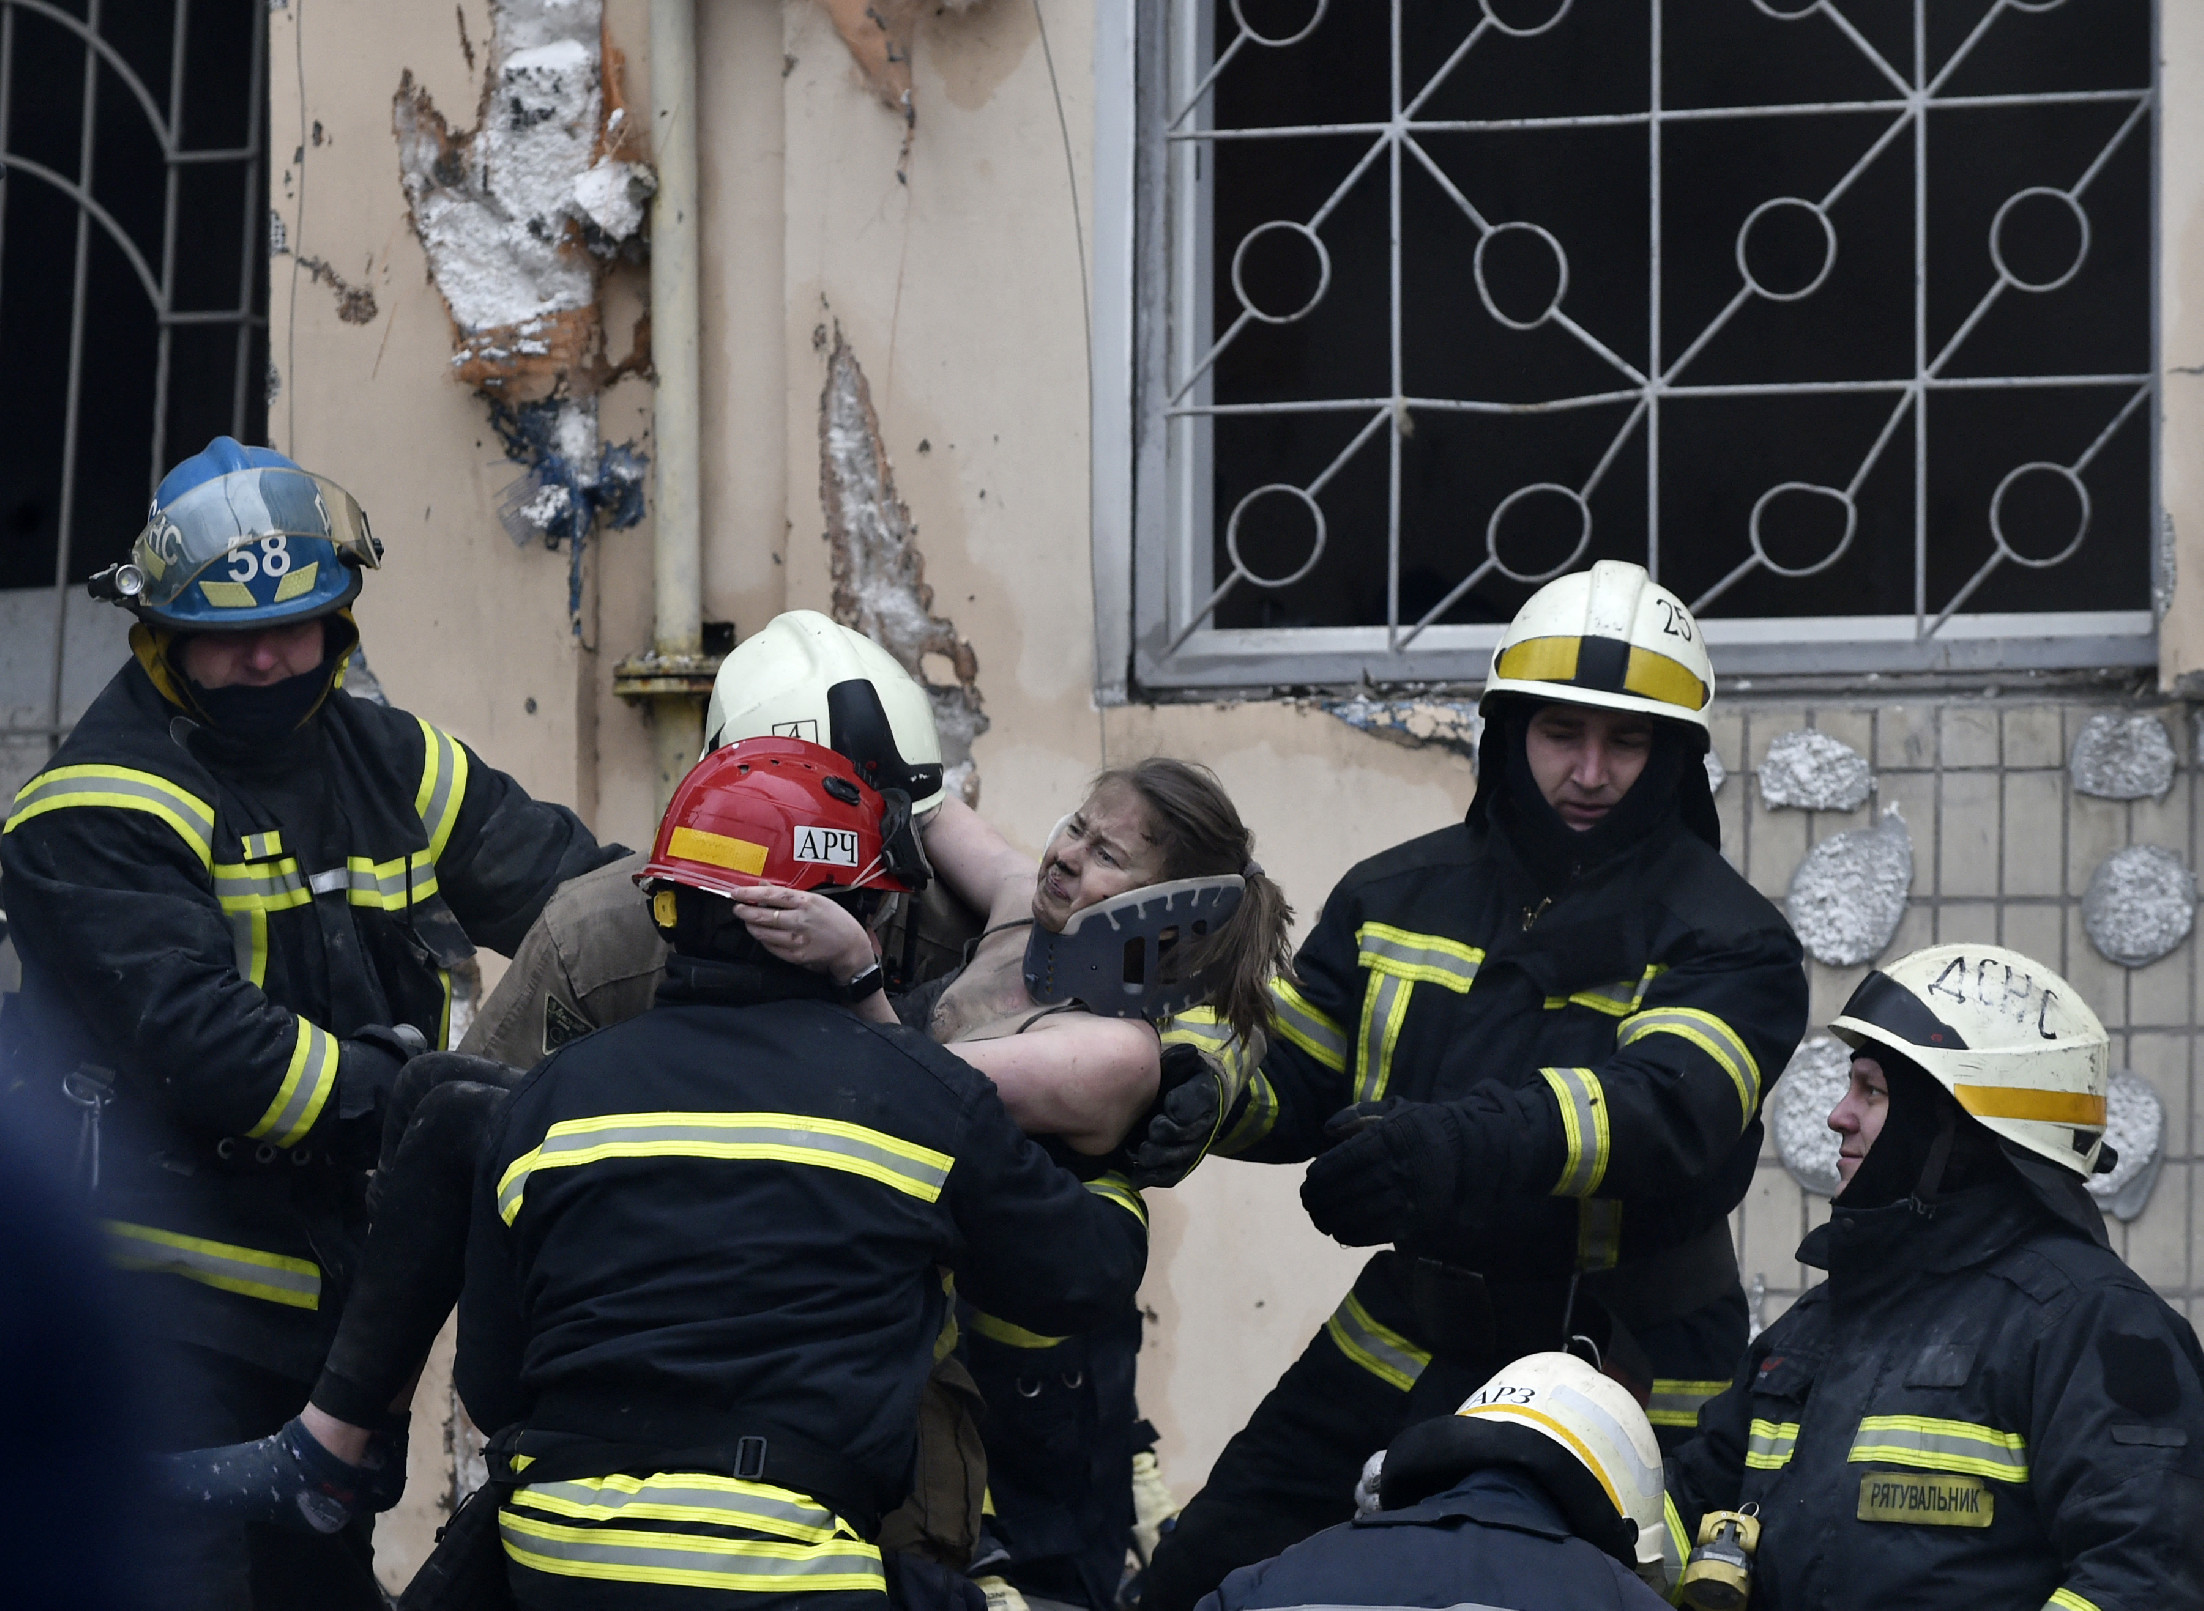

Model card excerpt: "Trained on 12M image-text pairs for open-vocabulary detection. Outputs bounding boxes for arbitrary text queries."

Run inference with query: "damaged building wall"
[270,0,2204,1563]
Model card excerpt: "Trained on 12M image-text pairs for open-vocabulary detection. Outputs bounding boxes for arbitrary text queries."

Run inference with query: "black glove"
[1300,1094,1506,1248]
[1123,1069,1223,1189]
[336,1023,428,1123]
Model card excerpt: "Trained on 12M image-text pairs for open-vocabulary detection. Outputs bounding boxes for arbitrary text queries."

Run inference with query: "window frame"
[1092,0,2164,700]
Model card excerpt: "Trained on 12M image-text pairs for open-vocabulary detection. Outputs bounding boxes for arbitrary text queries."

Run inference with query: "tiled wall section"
[1714,696,2199,1335]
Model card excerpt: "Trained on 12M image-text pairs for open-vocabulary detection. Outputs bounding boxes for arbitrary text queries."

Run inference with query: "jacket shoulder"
[1646,833,1798,954]
[1330,821,1481,903]
[39,661,194,773]
[1990,1221,2177,1319]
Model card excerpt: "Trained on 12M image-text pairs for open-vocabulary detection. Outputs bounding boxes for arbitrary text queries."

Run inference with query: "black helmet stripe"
[1839,969,1970,1052]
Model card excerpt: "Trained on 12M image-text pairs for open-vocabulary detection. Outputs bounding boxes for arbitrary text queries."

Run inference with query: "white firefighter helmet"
[1482,559,1713,731]
[1829,943,2110,1179]
[704,610,946,815]
[1453,1352,1668,1581]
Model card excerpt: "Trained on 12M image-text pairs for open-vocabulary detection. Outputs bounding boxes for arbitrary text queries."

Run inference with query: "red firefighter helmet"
[639,736,923,900]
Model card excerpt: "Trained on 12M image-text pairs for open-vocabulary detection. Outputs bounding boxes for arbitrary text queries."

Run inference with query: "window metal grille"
[1126,0,2156,691]
[0,0,268,769]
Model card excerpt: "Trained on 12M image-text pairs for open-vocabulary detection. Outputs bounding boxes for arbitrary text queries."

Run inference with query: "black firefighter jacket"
[0,646,614,1378]
[455,954,1152,1516]
[1665,1177,2204,1611]
[1197,1467,1668,1611]
[1221,804,1805,1407]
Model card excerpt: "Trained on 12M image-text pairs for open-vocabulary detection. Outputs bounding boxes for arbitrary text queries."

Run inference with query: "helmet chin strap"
[1909,1104,1958,1215]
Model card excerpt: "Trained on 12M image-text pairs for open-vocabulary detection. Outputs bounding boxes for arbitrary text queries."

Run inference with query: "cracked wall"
[817,326,989,805]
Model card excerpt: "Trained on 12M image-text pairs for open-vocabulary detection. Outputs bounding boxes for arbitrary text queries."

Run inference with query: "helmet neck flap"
[1022,875,1246,1022]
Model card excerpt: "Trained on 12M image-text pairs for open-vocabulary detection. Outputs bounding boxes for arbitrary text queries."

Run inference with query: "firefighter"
[0,437,619,1610]
[1664,945,2204,1610]
[463,609,978,1068]
[453,736,1152,1611]
[1142,560,1809,1611]
[1201,1353,1672,1611]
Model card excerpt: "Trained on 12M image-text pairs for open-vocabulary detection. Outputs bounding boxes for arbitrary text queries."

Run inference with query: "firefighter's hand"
[730,886,876,984]
[1301,1099,1498,1247]
[336,1024,428,1123]
[1122,1069,1221,1188]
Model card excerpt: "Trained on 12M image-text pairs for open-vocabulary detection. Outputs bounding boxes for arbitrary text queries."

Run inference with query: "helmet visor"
[133,468,377,609]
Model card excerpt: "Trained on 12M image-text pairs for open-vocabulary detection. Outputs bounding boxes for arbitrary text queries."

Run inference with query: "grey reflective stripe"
[213,864,306,902]
[1620,1007,1761,1117]
[307,868,348,894]
[1849,1416,2030,1481]
[1746,1418,1799,1469]
[1356,971,1410,1102]
[499,1512,883,1585]
[1323,1293,1430,1392]
[1268,978,1349,1071]
[520,1480,834,1535]
[344,858,431,903]
[1542,1065,1610,1197]
[103,1220,322,1309]
[256,1022,339,1148]
[1355,928,1482,988]
[416,719,466,856]
[7,768,216,863]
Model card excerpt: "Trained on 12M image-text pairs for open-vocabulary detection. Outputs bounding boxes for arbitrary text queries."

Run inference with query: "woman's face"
[1828,1054,1892,1188]
[1032,781,1169,933]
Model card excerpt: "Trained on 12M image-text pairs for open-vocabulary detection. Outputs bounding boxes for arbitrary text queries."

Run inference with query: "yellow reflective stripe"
[1085,1171,1148,1227]
[342,851,438,909]
[244,1020,338,1147]
[1746,1418,1798,1470]
[1493,636,1706,713]
[1458,1402,1625,1513]
[965,1309,1069,1349]
[1952,1085,2108,1127]
[498,1111,954,1224]
[240,829,283,859]
[1624,645,1709,712]
[1849,1415,2029,1483]
[500,1504,883,1593]
[1355,922,1483,991]
[2047,1591,2101,1611]
[1160,1007,1256,1114]
[1546,963,1669,1018]
[213,857,310,913]
[1661,1492,1689,1596]
[1541,1066,1610,1197]
[102,1220,320,1309]
[1496,635,1580,683]
[507,1473,842,1545]
[226,906,270,986]
[1268,976,1347,1072]
[1620,1006,1761,1123]
[1355,970,1413,1103]
[1323,1292,1430,1392]
[1576,1197,1622,1273]
[1647,1379,1730,1430]
[1215,1070,1279,1155]
[5,764,216,867]
[414,718,469,861]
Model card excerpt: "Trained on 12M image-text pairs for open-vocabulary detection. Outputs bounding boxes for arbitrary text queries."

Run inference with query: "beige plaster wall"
[2163,0,2204,692]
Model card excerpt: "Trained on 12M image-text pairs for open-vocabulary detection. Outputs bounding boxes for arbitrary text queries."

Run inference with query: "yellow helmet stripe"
[1495,635,1707,712]
[1622,645,1708,710]
[1950,1085,2107,1127]
[1455,1402,1621,1514]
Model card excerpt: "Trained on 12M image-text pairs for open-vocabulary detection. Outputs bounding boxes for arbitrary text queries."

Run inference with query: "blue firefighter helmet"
[88,437,381,629]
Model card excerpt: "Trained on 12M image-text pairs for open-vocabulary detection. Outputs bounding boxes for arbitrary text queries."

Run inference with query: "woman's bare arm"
[921,798,1038,929]
[951,1016,1162,1154]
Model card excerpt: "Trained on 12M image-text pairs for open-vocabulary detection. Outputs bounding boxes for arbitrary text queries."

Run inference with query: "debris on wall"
[297,254,379,324]
[1786,805,1912,967]
[1769,1033,1850,1196]
[392,1,656,613]
[2082,844,2196,966]
[2068,712,2176,800]
[811,0,985,132]
[1704,751,1727,794]
[2088,1069,2165,1222]
[1758,729,1873,812]
[818,325,988,806]
[1320,696,1481,764]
